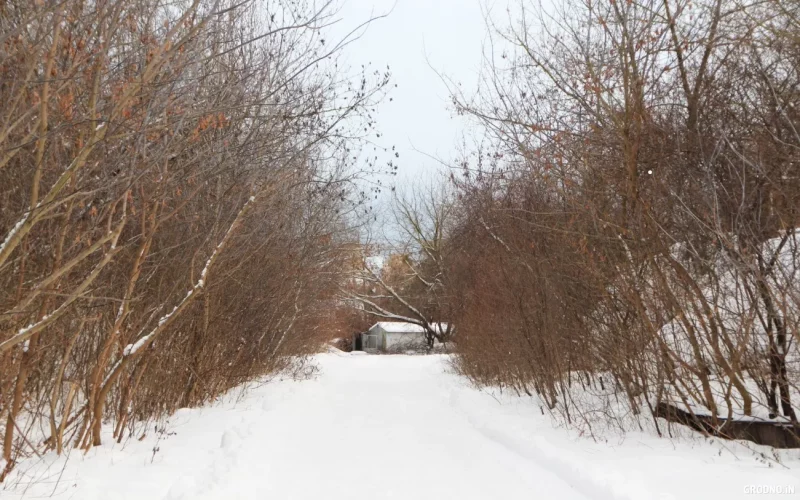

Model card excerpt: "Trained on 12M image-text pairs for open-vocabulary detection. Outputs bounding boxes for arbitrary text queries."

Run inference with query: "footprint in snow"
[220,429,241,451]
[164,474,199,500]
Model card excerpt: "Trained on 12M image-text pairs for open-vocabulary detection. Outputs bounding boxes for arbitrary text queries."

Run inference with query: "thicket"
[0,0,386,477]
[442,0,800,436]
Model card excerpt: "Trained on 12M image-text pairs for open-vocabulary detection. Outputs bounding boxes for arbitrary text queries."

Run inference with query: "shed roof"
[369,322,448,334]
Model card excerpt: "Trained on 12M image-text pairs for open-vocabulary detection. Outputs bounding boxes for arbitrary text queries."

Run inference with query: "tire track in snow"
[448,387,638,500]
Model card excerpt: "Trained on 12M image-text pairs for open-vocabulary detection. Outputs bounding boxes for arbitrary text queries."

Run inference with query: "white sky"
[331,0,490,197]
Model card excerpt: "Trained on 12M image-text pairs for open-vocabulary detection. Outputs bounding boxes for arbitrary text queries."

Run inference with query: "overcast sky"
[331,0,491,200]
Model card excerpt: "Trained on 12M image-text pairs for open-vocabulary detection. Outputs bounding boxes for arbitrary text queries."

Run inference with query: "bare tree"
[345,183,455,347]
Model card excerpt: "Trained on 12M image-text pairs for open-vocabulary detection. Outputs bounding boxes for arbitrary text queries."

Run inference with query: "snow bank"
[3,354,798,500]
[655,231,800,421]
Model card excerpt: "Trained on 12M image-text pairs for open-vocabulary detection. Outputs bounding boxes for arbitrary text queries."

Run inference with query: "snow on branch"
[0,219,126,354]
[116,194,258,363]
[342,289,425,326]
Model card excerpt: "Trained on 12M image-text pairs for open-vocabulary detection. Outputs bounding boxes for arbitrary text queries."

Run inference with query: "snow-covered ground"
[4,353,800,500]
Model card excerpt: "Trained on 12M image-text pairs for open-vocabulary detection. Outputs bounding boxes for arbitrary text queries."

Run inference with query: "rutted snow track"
[5,353,799,500]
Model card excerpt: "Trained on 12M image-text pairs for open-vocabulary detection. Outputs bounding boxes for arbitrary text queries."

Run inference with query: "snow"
[4,354,799,500]
[0,313,51,352]
[122,334,151,357]
[374,321,426,333]
[373,321,447,334]
[654,230,800,420]
[0,208,34,258]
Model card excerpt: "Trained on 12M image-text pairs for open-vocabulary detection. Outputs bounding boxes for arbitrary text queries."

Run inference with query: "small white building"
[360,322,446,352]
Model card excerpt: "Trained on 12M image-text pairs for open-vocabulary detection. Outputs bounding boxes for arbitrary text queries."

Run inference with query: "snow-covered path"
[5,353,800,499]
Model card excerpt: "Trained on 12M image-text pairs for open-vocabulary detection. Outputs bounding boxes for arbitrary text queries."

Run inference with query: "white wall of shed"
[384,332,426,350]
